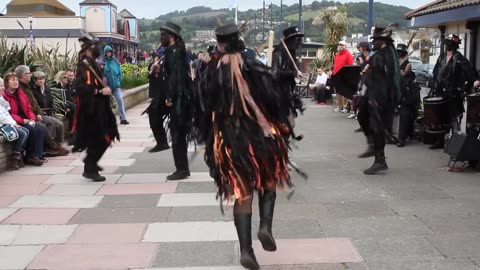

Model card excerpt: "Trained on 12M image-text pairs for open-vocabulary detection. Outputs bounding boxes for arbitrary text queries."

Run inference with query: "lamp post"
[28,14,34,47]
[299,0,303,32]
[367,0,373,35]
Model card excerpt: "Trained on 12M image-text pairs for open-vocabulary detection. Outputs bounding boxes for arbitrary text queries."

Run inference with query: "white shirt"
[315,72,328,85]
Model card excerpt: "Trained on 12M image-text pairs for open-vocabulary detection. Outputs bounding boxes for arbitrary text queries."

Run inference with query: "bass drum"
[466,94,480,137]
[423,96,450,134]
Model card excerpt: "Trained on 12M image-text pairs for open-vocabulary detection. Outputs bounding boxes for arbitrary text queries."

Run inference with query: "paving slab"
[69,207,170,224]
[0,196,20,207]
[10,195,103,208]
[0,245,44,270]
[96,183,177,195]
[68,223,146,243]
[69,158,135,167]
[157,193,226,207]
[0,208,17,222]
[300,186,391,203]
[427,233,480,257]
[118,173,168,183]
[42,184,103,196]
[252,238,363,265]
[45,174,121,184]
[353,236,443,261]
[347,258,479,270]
[382,185,453,200]
[325,200,397,218]
[0,184,50,196]
[68,166,119,174]
[175,182,217,193]
[98,194,162,208]
[166,206,233,222]
[143,222,237,242]
[5,166,73,175]
[336,216,433,239]
[151,241,238,268]
[0,225,19,245]
[2,208,79,225]
[0,175,49,185]
[419,214,480,234]
[28,243,157,270]
[11,224,77,245]
[386,199,480,217]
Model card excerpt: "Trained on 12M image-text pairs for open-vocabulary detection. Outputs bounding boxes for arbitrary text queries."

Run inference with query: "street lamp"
[28,14,34,47]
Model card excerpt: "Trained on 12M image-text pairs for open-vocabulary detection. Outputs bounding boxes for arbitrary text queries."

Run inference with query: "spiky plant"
[313,6,349,69]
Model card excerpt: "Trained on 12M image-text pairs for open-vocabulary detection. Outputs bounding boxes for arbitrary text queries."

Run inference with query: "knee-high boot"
[234,213,260,270]
[257,190,277,251]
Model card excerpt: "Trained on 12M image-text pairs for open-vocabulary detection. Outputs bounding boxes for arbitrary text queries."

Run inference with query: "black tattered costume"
[195,24,298,270]
[161,23,194,180]
[72,34,119,182]
[358,25,400,175]
[428,34,480,149]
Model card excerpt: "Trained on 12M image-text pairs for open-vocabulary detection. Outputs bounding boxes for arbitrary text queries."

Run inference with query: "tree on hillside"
[313,6,349,68]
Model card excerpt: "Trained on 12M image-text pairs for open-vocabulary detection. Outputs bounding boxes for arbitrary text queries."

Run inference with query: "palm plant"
[0,36,36,77]
[313,6,349,69]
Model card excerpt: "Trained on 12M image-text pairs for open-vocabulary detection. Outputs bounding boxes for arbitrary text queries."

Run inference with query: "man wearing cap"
[333,40,354,113]
[359,25,400,175]
[396,43,420,147]
[196,23,293,270]
[428,34,480,149]
[72,33,119,182]
[160,22,193,180]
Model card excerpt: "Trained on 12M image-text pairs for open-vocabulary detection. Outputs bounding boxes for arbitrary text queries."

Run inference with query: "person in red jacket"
[333,41,354,113]
[2,73,45,166]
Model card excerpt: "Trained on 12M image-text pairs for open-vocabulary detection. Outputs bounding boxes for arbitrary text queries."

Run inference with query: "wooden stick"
[82,59,107,88]
[267,30,274,67]
[280,39,300,73]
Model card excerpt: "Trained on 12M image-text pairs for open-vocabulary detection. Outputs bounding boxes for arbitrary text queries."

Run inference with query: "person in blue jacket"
[103,45,129,125]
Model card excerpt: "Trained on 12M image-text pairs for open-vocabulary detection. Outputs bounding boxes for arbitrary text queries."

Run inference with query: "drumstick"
[82,59,107,88]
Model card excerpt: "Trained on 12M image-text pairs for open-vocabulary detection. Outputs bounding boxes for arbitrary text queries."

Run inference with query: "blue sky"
[0,0,429,19]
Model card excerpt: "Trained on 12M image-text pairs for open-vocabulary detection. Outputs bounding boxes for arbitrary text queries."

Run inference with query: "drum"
[423,96,450,134]
[466,94,480,137]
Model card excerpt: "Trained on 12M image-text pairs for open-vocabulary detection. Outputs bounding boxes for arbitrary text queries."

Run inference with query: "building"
[0,0,139,56]
[405,0,480,68]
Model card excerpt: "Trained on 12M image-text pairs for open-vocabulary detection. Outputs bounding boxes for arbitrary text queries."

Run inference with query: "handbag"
[0,124,19,142]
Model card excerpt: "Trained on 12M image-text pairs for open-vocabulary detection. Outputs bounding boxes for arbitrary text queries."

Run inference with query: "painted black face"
[372,39,384,50]
[91,45,101,59]
[160,31,171,47]
[287,36,303,50]
[445,41,457,52]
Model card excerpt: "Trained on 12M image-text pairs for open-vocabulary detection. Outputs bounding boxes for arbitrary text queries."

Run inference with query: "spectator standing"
[103,45,129,125]
[332,41,354,113]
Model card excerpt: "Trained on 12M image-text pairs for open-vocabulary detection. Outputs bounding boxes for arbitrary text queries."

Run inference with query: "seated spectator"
[54,71,68,89]
[32,71,65,144]
[309,67,330,104]
[2,73,45,166]
[14,65,69,156]
[0,77,30,169]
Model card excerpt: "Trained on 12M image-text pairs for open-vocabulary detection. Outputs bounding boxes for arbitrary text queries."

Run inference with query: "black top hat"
[215,24,240,43]
[371,26,393,42]
[445,34,462,45]
[396,43,408,52]
[283,26,304,40]
[160,22,182,38]
[78,33,99,52]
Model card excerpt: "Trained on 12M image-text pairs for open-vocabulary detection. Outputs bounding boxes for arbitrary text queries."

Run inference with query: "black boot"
[257,190,277,252]
[234,213,260,270]
[364,151,388,175]
[358,144,375,158]
[396,139,405,147]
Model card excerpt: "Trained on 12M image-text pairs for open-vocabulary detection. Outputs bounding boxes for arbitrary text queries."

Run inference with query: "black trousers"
[358,98,389,151]
[170,119,189,172]
[84,142,109,173]
[148,100,168,146]
[398,105,417,141]
[314,85,329,103]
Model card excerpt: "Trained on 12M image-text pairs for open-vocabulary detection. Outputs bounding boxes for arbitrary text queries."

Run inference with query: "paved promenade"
[0,101,479,270]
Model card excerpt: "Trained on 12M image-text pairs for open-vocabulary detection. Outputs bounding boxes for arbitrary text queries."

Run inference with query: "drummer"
[428,34,480,149]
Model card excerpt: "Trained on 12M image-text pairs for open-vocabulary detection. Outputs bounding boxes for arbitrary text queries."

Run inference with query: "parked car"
[415,64,435,87]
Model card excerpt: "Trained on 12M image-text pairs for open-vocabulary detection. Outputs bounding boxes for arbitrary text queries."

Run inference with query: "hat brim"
[284,33,304,40]
[371,36,393,42]
[79,40,99,52]
[160,26,181,38]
